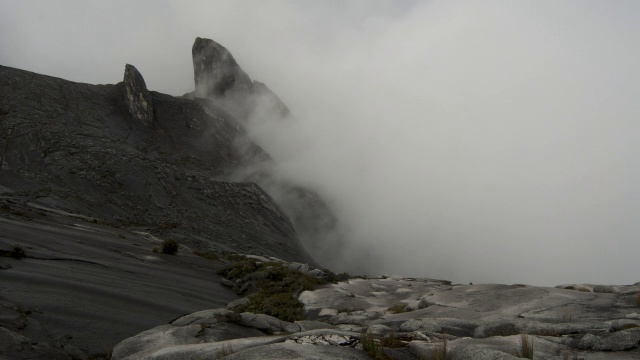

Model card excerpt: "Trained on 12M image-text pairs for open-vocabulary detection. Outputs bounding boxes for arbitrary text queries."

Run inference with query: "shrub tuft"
[387,304,408,314]
[161,239,179,255]
[0,245,26,259]
[217,256,325,322]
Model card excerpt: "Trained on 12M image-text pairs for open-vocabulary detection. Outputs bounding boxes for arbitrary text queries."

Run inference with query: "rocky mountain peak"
[191,37,291,121]
[192,37,252,98]
[123,64,154,127]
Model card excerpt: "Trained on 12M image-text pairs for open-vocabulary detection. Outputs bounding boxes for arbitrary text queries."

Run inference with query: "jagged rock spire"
[192,37,252,98]
[123,64,154,127]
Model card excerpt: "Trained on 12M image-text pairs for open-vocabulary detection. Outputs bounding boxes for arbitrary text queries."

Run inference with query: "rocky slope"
[113,255,640,359]
[0,51,319,264]
[0,37,337,358]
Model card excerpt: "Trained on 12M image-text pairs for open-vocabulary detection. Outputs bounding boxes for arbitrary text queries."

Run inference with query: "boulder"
[171,308,238,326]
[227,297,250,310]
[111,324,202,359]
[239,312,300,334]
[591,328,640,351]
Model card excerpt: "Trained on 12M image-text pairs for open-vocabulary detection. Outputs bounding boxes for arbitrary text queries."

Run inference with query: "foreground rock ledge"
[112,262,640,360]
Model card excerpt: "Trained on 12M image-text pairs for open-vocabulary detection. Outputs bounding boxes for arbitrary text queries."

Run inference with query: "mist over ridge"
[2,0,640,286]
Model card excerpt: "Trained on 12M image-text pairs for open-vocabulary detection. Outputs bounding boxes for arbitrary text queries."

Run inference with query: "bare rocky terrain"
[111,254,640,360]
[1,38,639,359]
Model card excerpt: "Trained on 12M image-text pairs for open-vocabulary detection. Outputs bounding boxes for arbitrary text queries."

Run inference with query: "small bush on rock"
[635,292,640,307]
[10,245,26,259]
[160,239,179,255]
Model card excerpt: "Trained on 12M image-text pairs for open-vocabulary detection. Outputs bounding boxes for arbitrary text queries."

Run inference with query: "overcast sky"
[2,0,639,286]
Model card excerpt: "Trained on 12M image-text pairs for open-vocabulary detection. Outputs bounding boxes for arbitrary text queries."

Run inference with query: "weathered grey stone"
[239,312,298,334]
[307,268,326,278]
[223,342,371,360]
[473,320,518,338]
[111,324,201,359]
[450,347,520,360]
[593,285,617,293]
[400,318,441,333]
[577,333,599,350]
[418,298,437,309]
[170,308,236,326]
[608,319,640,331]
[367,324,394,336]
[519,320,611,337]
[591,328,640,351]
[294,320,337,332]
[227,297,250,310]
[626,312,640,320]
[286,333,357,346]
[114,336,285,360]
[123,64,153,127]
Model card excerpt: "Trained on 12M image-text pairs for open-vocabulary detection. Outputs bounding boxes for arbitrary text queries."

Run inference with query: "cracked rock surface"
[113,273,640,359]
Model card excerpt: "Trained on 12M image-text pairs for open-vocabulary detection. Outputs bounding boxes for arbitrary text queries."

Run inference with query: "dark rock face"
[123,64,154,127]
[0,38,341,358]
[191,38,341,263]
[192,37,252,98]
[191,37,290,121]
[0,64,312,263]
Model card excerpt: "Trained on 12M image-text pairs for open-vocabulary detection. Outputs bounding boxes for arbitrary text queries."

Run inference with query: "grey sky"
[1,0,639,286]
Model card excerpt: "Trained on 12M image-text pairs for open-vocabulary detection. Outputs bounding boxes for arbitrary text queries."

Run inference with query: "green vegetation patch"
[217,257,328,322]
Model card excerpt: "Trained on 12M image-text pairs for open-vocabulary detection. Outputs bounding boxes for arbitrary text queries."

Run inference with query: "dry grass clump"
[519,334,534,359]
[361,330,391,359]
[422,339,451,360]
[215,343,233,358]
[387,303,409,314]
